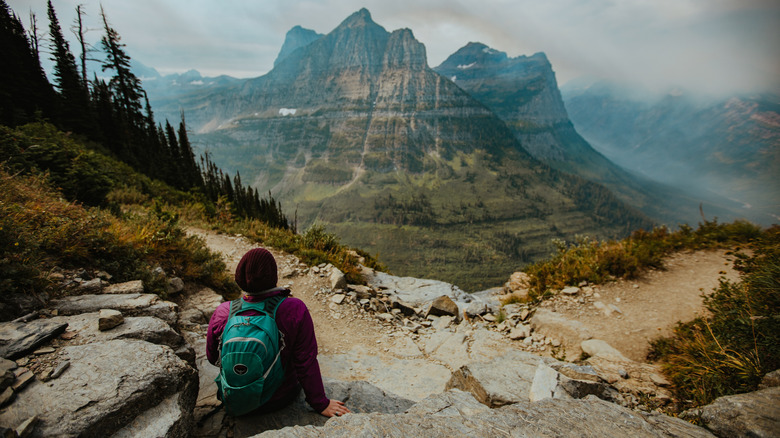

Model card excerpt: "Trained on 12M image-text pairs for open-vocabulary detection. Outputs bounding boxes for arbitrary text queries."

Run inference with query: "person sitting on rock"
[206,247,350,417]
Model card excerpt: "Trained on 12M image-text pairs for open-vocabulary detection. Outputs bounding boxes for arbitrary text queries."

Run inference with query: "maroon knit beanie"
[235,248,278,294]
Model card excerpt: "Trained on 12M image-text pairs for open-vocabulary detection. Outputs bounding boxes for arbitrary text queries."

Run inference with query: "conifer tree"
[99,6,143,125]
[47,0,92,133]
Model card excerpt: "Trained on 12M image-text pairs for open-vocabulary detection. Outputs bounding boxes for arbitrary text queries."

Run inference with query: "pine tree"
[99,6,143,125]
[47,0,92,134]
[177,113,201,189]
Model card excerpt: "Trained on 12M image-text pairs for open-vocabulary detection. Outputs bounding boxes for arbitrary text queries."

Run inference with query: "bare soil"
[535,249,740,361]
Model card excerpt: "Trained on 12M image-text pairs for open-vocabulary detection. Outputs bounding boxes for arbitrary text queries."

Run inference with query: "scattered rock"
[167,277,185,295]
[427,295,459,319]
[561,287,580,295]
[0,387,14,407]
[15,416,37,438]
[10,371,33,392]
[98,309,124,331]
[347,285,372,299]
[581,339,630,362]
[49,361,70,380]
[49,313,183,350]
[104,280,144,295]
[50,294,178,325]
[0,319,68,360]
[330,294,346,305]
[329,268,347,290]
[759,369,780,389]
[79,278,103,293]
[508,324,532,340]
[0,359,16,392]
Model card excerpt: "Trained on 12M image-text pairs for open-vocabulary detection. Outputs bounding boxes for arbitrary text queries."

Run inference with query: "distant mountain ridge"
[562,80,780,225]
[147,9,653,290]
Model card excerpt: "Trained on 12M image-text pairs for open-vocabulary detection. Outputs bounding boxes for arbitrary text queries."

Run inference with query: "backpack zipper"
[223,337,269,355]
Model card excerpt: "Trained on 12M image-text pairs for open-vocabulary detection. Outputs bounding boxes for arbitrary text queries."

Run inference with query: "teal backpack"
[215,295,287,416]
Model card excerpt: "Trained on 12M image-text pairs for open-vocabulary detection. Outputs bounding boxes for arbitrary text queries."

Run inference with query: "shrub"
[524,220,763,300]
[0,165,238,316]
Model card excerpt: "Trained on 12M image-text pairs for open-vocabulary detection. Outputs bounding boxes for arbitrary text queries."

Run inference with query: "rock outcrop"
[0,340,197,437]
[682,387,780,438]
[253,390,714,438]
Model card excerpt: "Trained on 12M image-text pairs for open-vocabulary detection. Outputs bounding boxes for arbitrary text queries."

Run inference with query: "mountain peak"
[340,8,376,28]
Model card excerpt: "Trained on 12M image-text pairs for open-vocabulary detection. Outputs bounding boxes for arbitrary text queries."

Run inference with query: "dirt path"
[533,249,740,361]
[189,227,739,367]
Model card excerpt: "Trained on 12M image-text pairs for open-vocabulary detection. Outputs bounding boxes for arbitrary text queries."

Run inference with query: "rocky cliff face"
[151,9,653,291]
[273,26,323,67]
[433,43,732,227]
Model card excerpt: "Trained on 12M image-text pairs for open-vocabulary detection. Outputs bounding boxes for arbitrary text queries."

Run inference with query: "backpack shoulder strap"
[227,298,244,320]
[264,295,287,318]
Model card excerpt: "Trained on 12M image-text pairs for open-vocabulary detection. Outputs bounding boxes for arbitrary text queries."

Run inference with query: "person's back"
[206,248,350,417]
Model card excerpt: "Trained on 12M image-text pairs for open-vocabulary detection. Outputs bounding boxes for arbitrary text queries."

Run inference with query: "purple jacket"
[206,289,329,413]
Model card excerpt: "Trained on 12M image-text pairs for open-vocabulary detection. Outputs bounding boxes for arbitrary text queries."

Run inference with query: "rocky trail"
[527,249,740,361]
[0,228,776,437]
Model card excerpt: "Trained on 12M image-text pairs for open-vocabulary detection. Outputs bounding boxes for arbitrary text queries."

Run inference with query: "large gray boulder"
[446,350,549,407]
[0,339,197,437]
[50,293,178,325]
[366,271,482,313]
[232,379,414,437]
[178,286,224,326]
[682,386,780,438]
[529,362,621,404]
[253,390,714,437]
[0,319,68,360]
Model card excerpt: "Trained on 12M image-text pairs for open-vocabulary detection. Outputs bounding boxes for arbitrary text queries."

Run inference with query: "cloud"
[7,0,779,96]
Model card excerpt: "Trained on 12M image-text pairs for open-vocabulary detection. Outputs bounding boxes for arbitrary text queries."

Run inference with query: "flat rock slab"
[50,293,178,325]
[683,386,780,438]
[0,339,197,437]
[48,313,183,349]
[0,319,68,360]
[233,379,414,437]
[319,345,450,402]
[446,350,552,407]
[531,308,593,344]
[253,391,714,438]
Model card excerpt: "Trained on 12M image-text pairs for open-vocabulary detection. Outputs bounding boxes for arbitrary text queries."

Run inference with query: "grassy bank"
[648,226,779,410]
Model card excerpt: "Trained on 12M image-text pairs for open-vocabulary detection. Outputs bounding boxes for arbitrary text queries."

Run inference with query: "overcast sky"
[8,0,780,96]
